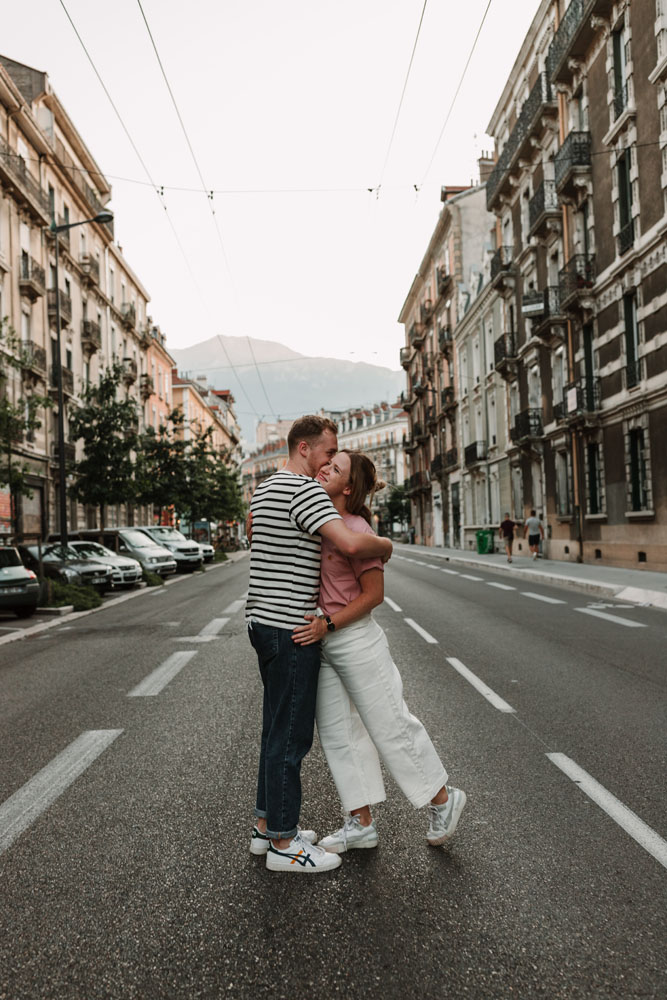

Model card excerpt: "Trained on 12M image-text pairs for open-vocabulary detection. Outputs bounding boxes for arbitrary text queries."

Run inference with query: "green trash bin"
[476,529,494,555]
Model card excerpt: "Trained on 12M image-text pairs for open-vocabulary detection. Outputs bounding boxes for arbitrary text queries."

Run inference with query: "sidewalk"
[394,542,667,611]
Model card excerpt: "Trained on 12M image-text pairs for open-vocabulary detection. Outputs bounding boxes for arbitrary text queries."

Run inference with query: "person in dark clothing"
[499,513,516,563]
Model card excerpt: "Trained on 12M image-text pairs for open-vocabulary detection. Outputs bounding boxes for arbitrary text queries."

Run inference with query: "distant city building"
[256,418,293,446]
[240,438,288,508]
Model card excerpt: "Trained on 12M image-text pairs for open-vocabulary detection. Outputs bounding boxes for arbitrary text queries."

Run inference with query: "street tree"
[135,409,188,524]
[68,363,138,530]
[385,484,410,533]
[0,319,51,537]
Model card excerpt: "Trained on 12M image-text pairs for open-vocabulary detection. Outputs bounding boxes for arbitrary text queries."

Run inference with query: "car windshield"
[74,542,112,558]
[120,530,155,548]
[42,544,82,562]
[147,527,185,542]
[0,548,21,568]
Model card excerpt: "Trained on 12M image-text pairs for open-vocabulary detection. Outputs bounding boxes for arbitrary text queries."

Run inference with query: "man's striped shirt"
[245,470,342,629]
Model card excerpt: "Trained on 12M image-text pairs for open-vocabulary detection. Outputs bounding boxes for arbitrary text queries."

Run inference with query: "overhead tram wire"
[57,0,264,422]
[375,0,429,193]
[417,0,494,191]
[136,0,278,419]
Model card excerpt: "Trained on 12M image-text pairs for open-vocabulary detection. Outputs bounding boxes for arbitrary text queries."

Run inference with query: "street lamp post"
[49,210,114,547]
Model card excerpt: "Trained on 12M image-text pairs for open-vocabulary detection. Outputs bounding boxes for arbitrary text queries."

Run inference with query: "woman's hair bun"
[374,478,387,492]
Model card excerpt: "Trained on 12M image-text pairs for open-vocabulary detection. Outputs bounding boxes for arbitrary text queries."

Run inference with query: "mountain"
[168,335,405,444]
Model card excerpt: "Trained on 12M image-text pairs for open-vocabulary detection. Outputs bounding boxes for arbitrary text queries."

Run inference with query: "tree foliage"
[385,484,410,530]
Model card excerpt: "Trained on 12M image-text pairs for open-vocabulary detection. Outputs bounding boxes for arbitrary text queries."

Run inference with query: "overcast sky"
[5,0,540,381]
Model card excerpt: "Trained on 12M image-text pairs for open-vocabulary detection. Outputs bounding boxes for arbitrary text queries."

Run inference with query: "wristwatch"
[324,615,336,632]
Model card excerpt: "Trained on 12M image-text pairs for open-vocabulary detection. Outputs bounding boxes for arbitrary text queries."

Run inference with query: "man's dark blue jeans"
[248,620,321,840]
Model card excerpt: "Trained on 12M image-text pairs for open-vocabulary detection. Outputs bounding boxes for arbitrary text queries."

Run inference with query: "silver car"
[136,526,202,572]
[116,529,177,577]
[69,541,142,588]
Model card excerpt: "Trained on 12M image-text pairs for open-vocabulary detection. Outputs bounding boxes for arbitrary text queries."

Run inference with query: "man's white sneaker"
[318,814,379,854]
[427,787,467,846]
[250,825,316,856]
[265,832,341,872]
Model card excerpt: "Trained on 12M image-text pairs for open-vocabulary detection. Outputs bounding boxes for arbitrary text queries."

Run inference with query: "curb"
[394,545,667,609]
[0,551,249,648]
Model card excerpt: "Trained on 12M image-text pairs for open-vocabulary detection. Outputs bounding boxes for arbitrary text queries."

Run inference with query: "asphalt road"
[0,553,665,999]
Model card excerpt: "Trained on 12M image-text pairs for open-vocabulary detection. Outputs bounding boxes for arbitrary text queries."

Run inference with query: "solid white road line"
[384,597,402,612]
[128,651,197,697]
[547,753,667,870]
[199,617,230,636]
[574,607,646,628]
[446,657,516,713]
[222,599,245,615]
[486,582,515,591]
[461,574,483,581]
[0,730,123,856]
[404,618,438,644]
[521,592,566,605]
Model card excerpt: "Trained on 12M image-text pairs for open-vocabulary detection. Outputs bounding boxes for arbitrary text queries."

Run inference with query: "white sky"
[5,0,540,375]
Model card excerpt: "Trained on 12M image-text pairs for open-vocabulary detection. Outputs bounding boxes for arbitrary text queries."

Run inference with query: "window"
[586,442,604,515]
[611,23,629,119]
[624,294,641,387]
[48,185,55,222]
[617,149,634,253]
[109,267,115,304]
[627,426,651,512]
[555,451,572,516]
[21,311,30,344]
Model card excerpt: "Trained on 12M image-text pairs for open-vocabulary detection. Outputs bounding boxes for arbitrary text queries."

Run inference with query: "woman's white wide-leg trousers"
[316,615,448,812]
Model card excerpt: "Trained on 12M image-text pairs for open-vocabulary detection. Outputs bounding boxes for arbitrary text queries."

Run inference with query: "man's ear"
[298,440,309,457]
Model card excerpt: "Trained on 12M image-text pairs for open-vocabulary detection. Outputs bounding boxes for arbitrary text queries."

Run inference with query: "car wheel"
[15,606,37,619]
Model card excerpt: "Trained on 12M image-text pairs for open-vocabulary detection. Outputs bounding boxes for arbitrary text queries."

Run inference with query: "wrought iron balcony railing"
[80,253,100,285]
[445,447,458,468]
[81,319,102,351]
[18,255,46,300]
[121,302,136,329]
[558,254,596,308]
[494,331,517,367]
[548,1,611,84]
[49,365,74,396]
[400,346,413,368]
[441,386,456,408]
[554,131,592,191]
[47,288,72,324]
[510,408,543,442]
[490,246,514,283]
[618,219,635,256]
[0,134,50,218]
[625,358,643,390]
[22,341,47,373]
[528,179,560,235]
[464,440,487,466]
[565,377,601,415]
[438,326,452,353]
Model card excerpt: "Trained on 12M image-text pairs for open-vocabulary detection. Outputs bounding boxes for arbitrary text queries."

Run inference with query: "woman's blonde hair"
[340,450,386,525]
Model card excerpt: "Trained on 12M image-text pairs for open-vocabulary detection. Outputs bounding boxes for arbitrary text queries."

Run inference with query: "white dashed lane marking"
[384,597,402,612]
[460,574,483,581]
[0,730,123,856]
[547,753,667,870]
[404,618,438,644]
[222,599,245,615]
[574,607,646,628]
[446,657,516,714]
[486,582,515,591]
[128,651,197,697]
[521,592,566,605]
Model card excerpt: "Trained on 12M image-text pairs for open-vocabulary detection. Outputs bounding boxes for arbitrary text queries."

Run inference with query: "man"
[499,512,516,563]
[246,415,392,873]
[524,509,544,560]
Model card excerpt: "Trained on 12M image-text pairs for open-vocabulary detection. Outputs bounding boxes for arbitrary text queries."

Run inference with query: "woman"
[292,450,466,853]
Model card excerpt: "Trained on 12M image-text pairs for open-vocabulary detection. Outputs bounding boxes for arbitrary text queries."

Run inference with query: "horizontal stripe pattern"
[246,471,341,629]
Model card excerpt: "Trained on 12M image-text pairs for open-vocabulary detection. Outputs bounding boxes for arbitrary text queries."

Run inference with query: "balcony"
[510,408,543,444]
[522,291,547,320]
[554,131,592,200]
[0,134,50,222]
[564,376,601,423]
[50,441,76,466]
[400,389,415,411]
[552,400,566,423]
[415,421,430,442]
[18,255,46,302]
[80,253,100,288]
[624,358,643,390]
[47,288,72,327]
[81,319,102,354]
[122,357,138,386]
[441,386,456,410]
[120,302,136,330]
[426,405,437,429]
[400,346,413,369]
[445,447,458,469]
[413,378,426,397]
[618,219,635,256]
[430,455,444,478]
[548,0,613,86]
[49,365,75,397]
[494,332,518,379]
[21,341,47,377]
[528,180,561,238]
[532,286,566,340]
[438,325,452,355]
[405,470,430,493]
[437,266,451,297]
[464,441,487,467]
[558,254,596,310]
[140,373,155,400]
[486,72,557,210]
[490,246,515,291]
[409,321,426,347]
[404,435,418,454]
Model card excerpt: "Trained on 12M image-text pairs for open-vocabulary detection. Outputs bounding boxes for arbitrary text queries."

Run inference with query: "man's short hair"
[530,509,536,517]
[287,415,338,454]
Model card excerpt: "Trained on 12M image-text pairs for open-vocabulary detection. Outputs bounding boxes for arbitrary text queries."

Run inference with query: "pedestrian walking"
[524,509,545,560]
[292,450,466,854]
[246,416,392,874]
[499,513,516,563]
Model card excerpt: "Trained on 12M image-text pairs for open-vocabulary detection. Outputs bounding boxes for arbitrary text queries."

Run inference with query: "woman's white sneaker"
[250,825,316,856]
[318,814,379,854]
[266,832,342,872]
[427,787,467,846]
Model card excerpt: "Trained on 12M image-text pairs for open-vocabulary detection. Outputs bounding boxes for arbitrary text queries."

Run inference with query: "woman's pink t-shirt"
[319,513,384,615]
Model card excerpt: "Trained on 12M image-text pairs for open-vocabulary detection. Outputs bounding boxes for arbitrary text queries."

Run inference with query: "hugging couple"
[245,415,466,873]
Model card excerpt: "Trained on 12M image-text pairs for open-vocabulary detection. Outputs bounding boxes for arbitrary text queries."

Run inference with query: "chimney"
[478,151,495,185]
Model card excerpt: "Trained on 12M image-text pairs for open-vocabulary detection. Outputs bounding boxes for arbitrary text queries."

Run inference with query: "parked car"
[197,541,215,563]
[18,544,113,592]
[72,529,177,578]
[68,540,142,588]
[136,526,202,572]
[0,546,40,617]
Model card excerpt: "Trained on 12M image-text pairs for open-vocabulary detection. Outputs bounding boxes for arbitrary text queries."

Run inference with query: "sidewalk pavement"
[393,542,667,611]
